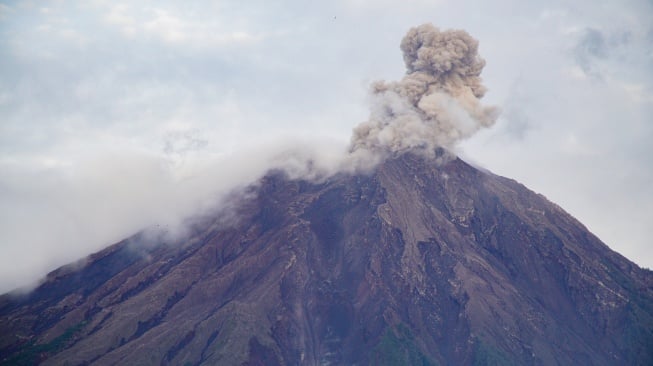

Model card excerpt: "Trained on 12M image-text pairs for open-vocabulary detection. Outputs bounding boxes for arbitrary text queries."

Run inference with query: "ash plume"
[349,24,499,156]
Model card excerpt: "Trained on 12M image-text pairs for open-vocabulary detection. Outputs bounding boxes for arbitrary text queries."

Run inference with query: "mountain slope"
[1,152,652,365]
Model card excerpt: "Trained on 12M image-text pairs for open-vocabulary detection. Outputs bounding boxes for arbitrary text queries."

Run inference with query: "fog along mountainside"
[1,24,653,365]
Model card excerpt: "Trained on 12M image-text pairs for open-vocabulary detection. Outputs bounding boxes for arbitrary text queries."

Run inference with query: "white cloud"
[102,2,265,47]
[0,138,349,292]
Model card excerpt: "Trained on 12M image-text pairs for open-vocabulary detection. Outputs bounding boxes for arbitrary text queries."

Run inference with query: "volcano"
[1,151,652,365]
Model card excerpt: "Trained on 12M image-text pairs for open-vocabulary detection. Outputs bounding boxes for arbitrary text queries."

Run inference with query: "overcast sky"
[1,0,651,293]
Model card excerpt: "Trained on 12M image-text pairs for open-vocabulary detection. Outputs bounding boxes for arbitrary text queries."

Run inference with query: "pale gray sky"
[1,0,651,292]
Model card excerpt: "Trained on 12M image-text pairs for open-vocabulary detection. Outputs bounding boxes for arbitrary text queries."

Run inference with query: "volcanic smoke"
[349,23,499,156]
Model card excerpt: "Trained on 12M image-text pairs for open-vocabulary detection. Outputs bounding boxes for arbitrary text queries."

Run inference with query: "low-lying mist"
[0,137,353,293]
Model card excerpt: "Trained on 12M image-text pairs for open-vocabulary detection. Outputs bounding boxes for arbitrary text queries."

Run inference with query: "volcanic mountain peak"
[1,152,652,365]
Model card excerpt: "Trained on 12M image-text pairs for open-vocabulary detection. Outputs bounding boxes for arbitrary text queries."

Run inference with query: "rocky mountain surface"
[1,152,652,365]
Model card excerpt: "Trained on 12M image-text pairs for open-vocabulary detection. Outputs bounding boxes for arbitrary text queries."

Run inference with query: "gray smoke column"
[349,24,499,156]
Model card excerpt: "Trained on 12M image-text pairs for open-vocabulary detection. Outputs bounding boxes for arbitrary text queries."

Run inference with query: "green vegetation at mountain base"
[371,324,437,366]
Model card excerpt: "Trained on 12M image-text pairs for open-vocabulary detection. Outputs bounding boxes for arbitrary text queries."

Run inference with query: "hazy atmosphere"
[1,0,652,293]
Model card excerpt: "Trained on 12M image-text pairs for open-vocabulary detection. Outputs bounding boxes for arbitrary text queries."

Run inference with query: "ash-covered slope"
[1,152,652,365]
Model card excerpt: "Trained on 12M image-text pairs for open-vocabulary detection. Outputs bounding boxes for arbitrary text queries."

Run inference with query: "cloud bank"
[0,139,348,293]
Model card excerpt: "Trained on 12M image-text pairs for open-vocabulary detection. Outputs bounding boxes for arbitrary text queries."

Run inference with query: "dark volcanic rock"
[1,152,652,365]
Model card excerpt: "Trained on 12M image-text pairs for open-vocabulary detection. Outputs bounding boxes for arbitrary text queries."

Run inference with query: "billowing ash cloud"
[349,24,499,155]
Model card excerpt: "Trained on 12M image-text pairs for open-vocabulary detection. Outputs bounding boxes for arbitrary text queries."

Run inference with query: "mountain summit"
[1,151,652,365]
